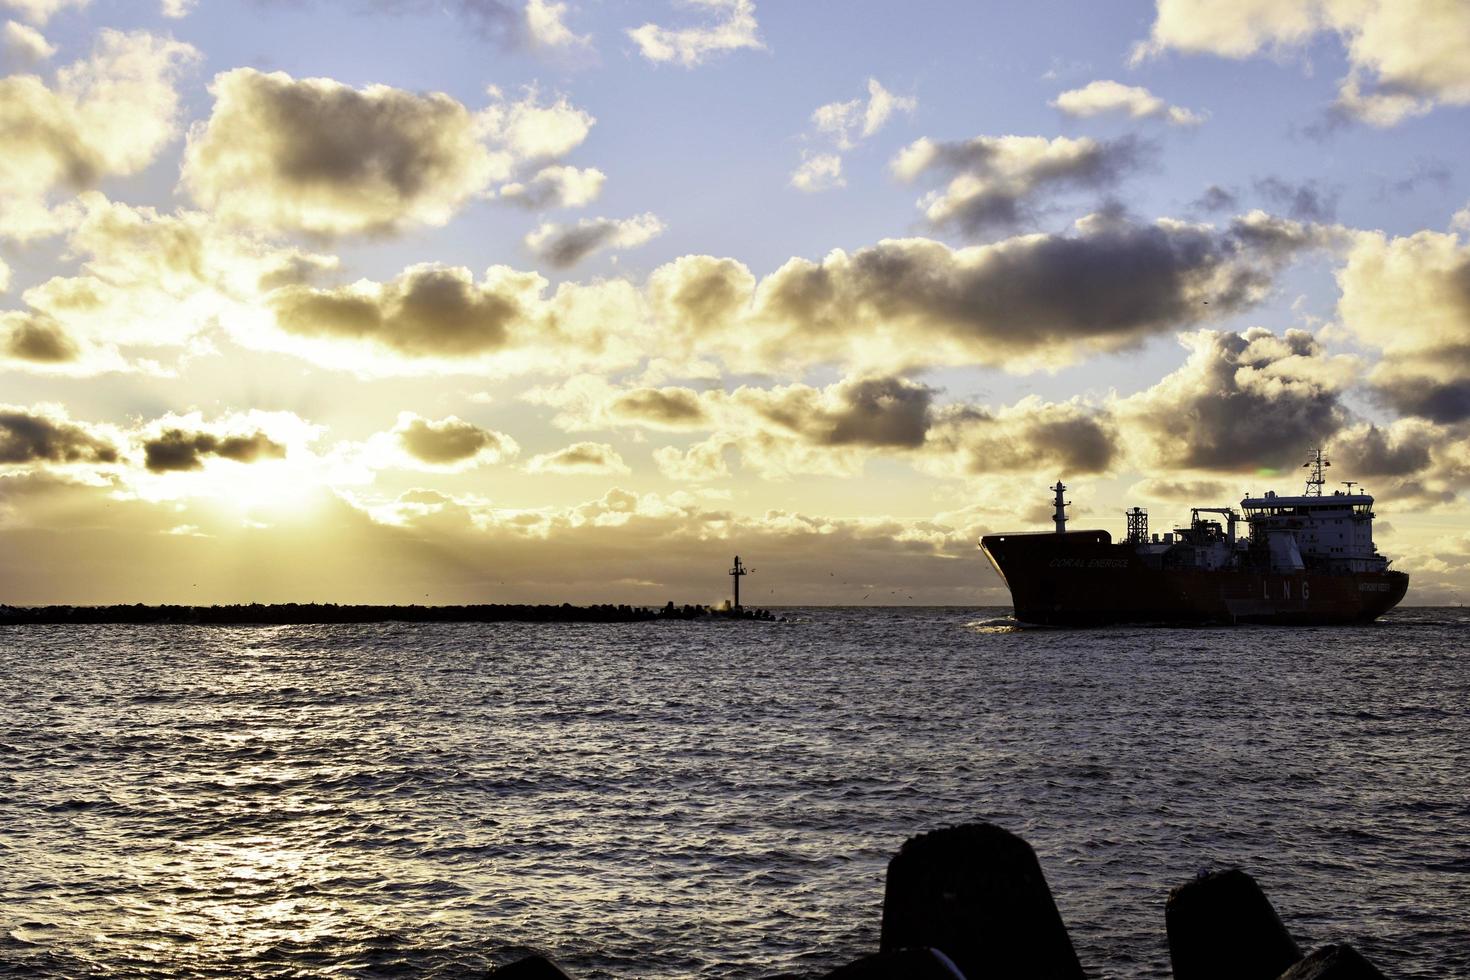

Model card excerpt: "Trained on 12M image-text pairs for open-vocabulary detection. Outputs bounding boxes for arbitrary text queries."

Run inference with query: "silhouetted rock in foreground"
[1277,945,1388,980]
[480,823,1398,980]
[878,823,1084,980]
[823,947,965,978]
[487,954,573,979]
[1167,868,1302,980]
[0,602,780,626]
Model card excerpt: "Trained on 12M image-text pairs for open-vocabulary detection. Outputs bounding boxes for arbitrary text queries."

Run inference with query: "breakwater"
[0,601,779,626]
[492,823,1390,980]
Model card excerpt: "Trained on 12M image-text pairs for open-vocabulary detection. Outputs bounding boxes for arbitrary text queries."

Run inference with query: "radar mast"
[1302,449,1329,497]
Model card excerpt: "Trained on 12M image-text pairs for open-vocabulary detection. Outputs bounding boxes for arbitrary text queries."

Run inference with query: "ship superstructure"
[980,451,1408,625]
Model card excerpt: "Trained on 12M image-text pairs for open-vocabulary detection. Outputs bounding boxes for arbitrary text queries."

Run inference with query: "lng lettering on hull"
[980,450,1409,626]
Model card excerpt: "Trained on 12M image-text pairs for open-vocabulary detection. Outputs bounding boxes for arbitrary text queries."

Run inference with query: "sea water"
[1,608,1465,978]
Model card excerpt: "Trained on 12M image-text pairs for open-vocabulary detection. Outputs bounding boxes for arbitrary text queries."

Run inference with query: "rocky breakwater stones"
[1277,945,1388,980]
[1166,868,1390,980]
[877,822,1085,980]
[486,823,1398,979]
[1166,868,1302,980]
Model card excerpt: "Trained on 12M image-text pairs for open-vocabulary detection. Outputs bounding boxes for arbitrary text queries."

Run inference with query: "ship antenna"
[1302,448,1329,496]
[1052,481,1069,534]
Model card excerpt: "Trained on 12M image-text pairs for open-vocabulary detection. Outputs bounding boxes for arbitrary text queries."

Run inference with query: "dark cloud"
[1371,376,1470,423]
[1332,423,1435,477]
[271,265,526,357]
[609,388,710,428]
[525,214,663,268]
[0,410,118,465]
[926,402,1117,475]
[895,134,1152,235]
[527,442,629,474]
[2,315,82,363]
[395,414,513,465]
[1120,328,1349,472]
[1190,184,1237,213]
[143,429,286,472]
[532,221,619,268]
[182,68,496,236]
[1383,158,1452,198]
[1253,176,1340,222]
[757,218,1309,363]
[748,377,935,448]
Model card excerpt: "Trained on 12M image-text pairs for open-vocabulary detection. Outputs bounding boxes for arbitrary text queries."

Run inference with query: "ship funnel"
[1052,481,1069,534]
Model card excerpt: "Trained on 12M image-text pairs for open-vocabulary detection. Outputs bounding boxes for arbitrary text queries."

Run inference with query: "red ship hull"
[980,530,1409,626]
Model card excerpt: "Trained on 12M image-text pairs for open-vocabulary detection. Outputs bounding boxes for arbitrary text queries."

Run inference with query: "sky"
[2,0,1470,606]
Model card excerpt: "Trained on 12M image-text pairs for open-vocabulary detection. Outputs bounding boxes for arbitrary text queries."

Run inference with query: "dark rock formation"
[1277,944,1388,980]
[878,822,1084,980]
[487,954,574,978]
[1166,868,1302,980]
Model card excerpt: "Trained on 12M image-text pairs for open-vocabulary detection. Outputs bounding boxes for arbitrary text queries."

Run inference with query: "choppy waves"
[1,610,1466,977]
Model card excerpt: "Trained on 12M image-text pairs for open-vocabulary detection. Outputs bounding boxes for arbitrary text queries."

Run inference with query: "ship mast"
[1302,449,1329,496]
[1052,481,1069,533]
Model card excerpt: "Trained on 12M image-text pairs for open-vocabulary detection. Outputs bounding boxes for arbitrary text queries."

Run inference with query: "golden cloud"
[0,29,197,240]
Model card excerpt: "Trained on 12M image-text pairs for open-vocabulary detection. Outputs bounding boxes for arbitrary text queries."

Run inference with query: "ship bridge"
[1240,489,1383,572]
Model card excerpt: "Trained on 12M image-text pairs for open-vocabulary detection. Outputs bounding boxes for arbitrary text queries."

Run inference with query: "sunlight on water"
[1,611,1466,977]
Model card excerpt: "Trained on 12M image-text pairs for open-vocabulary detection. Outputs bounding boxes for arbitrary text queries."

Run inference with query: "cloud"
[892,134,1150,234]
[0,29,198,240]
[499,164,605,209]
[1336,228,1470,421]
[1331,420,1439,477]
[737,376,935,449]
[526,376,715,431]
[250,218,1313,377]
[741,214,1313,372]
[529,373,1117,482]
[0,257,9,293]
[270,263,537,357]
[160,0,195,17]
[792,78,915,193]
[182,72,593,236]
[1051,79,1204,125]
[920,398,1117,477]
[524,213,665,267]
[526,441,630,474]
[477,85,594,161]
[1116,328,1356,473]
[812,77,917,150]
[653,439,731,482]
[1,0,85,26]
[2,19,53,65]
[1,311,81,364]
[8,193,335,363]
[142,428,287,473]
[790,152,843,193]
[627,0,763,67]
[525,0,589,49]
[1131,0,1470,125]
[1253,176,1339,221]
[181,69,496,237]
[1191,184,1239,212]
[388,411,518,468]
[0,404,117,465]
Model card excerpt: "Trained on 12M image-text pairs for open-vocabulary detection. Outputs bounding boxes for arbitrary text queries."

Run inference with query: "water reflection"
[1,612,1465,977]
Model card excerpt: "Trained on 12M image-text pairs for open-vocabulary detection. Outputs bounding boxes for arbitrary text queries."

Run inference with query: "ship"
[980,451,1409,626]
